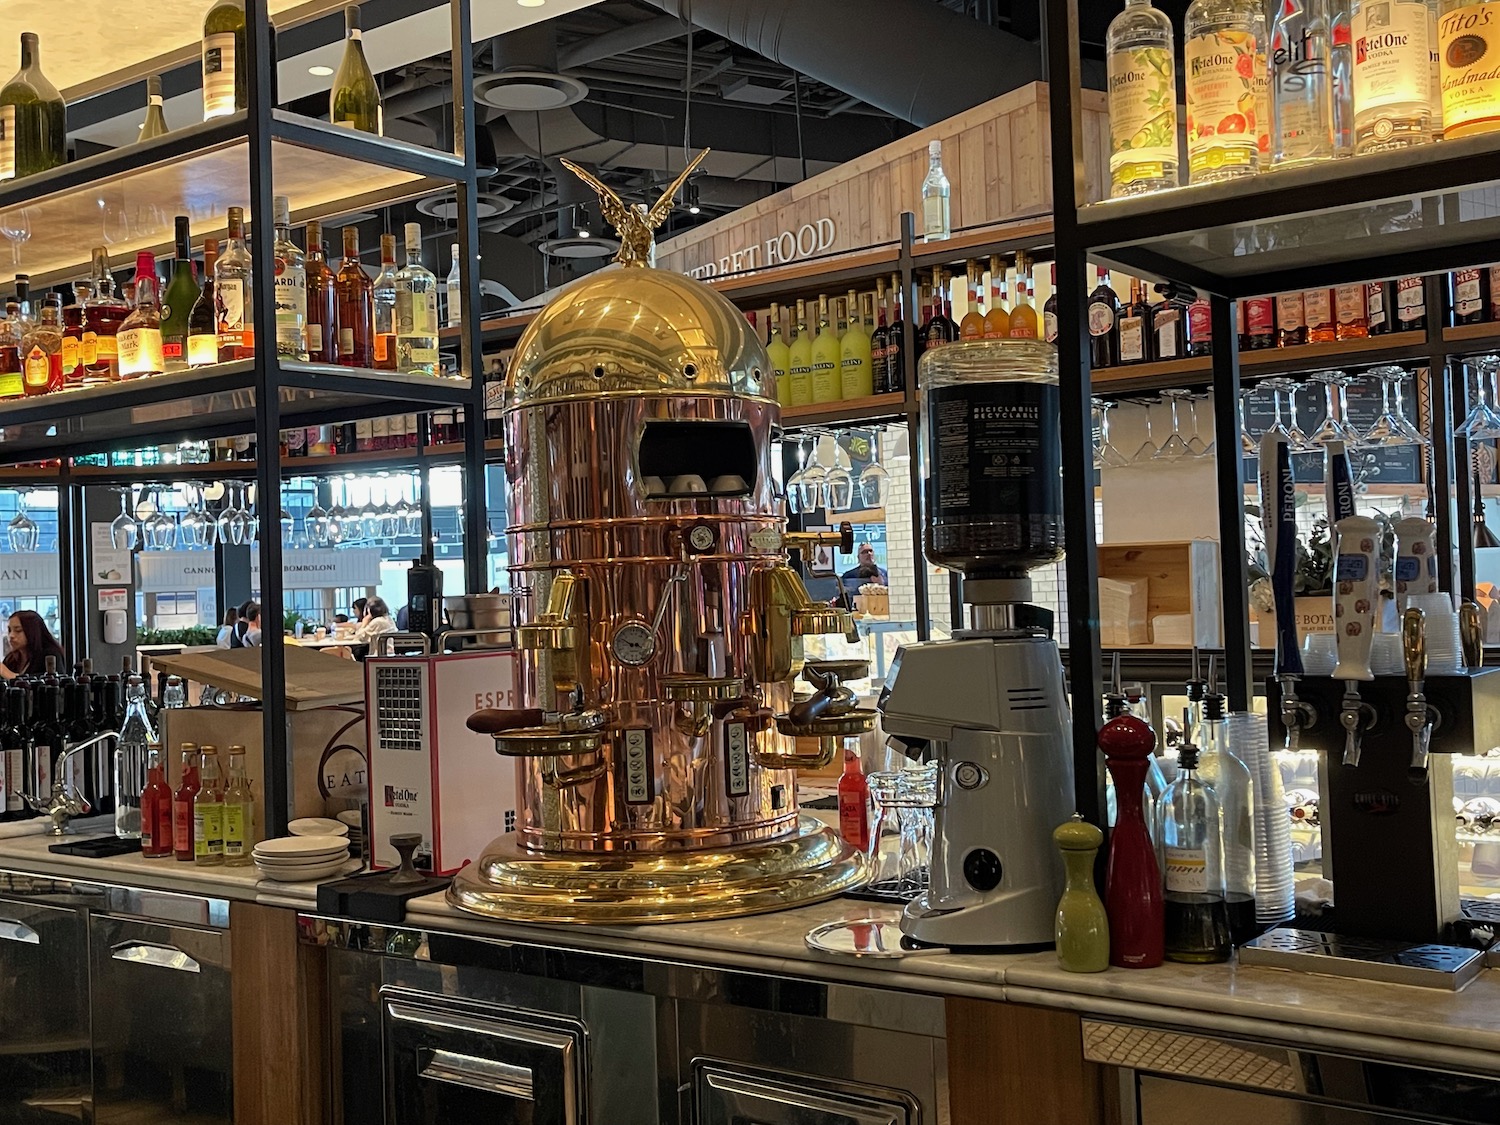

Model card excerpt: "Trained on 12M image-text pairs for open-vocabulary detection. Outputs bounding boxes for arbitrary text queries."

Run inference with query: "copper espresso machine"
[450,153,869,923]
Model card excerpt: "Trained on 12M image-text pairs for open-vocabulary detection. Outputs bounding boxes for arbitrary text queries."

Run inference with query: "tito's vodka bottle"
[1271,0,1337,165]
[1184,0,1268,181]
[1106,0,1179,196]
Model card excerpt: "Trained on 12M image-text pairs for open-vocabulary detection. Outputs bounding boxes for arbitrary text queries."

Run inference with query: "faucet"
[1403,607,1435,783]
[1279,674,1317,752]
[1338,682,1377,767]
[24,732,117,836]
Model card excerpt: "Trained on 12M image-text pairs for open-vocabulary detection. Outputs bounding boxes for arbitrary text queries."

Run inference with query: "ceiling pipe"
[557,15,689,70]
[639,0,1042,126]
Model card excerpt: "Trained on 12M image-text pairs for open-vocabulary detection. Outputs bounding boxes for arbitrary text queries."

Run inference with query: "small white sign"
[90,522,132,584]
[98,588,129,612]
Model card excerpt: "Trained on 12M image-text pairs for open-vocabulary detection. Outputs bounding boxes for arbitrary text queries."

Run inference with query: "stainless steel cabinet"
[88,915,232,1124]
[0,895,91,1123]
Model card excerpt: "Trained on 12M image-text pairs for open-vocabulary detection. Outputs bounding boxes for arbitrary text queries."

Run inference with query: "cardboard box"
[1098,540,1222,648]
[1099,575,1150,646]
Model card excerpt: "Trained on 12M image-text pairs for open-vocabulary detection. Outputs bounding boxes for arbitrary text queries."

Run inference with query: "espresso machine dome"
[451,152,868,924]
[879,339,1076,947]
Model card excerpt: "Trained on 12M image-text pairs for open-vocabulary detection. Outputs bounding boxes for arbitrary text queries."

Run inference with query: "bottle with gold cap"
[839,290,873,400]
[810,294,841,404]
[1009,253,1039,339]
[192,745,224,867]
[983,255,1011,339]
[787,298,813,407]
[1054,814,1110,972]
[765,302,791,408]
[221,745,255,867]
[959,261,985,340]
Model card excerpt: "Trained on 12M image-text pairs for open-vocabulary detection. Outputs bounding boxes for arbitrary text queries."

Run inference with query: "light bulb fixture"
[308,64,335,76]
[517,0,546,6]
[686,181,701,215]
[572,204,590,239]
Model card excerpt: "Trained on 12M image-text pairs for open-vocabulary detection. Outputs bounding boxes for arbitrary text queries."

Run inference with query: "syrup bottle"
[836,746,870,851]
[1053,814,1109,972]
[1100,714,1164,968]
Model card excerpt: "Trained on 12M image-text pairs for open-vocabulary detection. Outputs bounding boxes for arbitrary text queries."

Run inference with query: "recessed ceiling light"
[309,64,335,76]
[518,0,546,7]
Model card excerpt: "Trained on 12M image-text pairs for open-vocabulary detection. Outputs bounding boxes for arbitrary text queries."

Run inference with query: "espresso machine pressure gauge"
[611,621,657,666]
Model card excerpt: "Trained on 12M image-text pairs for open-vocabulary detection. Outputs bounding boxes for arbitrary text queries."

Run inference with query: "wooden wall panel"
[657,82,1109,278]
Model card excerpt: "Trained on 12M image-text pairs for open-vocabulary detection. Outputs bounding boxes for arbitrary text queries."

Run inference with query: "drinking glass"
[1153,391,1192,462]
[1185,394,1214,457]
[360,483,384,541]
[1307,371,1360,447]
[1460,356,1500,441]
[396,475,421,537]
[179,485,212,548]
[7,491,38,553]
[111,489,140,551]
[1362,365,1423,446]
[304,492,330,547]
[823,445,854,511]
[1239,387,1259,456]
[144,490,176,550]
[1133,400,1162,462]
[785,438,809,516]
[1095,399,1131,468]
[379,478,401,539]
[797,437,828,512]
[0,207,32,265]
[280,506,295,547]
[859,430,891,508]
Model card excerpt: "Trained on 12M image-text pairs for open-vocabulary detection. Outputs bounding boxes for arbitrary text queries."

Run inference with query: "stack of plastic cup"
[1408,593,1465,674]
[1226,712,1295,927]
[1370,631,1404,676]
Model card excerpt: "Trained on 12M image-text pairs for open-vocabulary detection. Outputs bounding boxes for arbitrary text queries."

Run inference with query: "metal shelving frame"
[0,0,488,837]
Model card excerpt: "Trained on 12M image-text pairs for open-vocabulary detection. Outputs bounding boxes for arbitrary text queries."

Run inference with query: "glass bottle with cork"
[960,263,986,340]
[786,298,813,407]
[193,745,224,866]
[221,745,254,867]
[983,256,1011,339]
[0,32,67,181]
[272,195,308,361]
[160,217,198,371]
[20,281,63,395]
[394,221,439,376]
[172,742,201,862]
[115,674,156,840]
[766,301,790,406]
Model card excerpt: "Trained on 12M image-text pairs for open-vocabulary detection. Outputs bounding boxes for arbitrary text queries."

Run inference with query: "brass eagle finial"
[559,149,711,266]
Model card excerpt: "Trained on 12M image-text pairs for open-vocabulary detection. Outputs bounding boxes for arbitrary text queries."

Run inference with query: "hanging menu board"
[1239,377,1424,486]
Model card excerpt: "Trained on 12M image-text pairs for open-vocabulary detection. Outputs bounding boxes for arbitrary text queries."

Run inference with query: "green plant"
[135,625,219,647]
[1244,498,1398,608]
[284,609,303,634]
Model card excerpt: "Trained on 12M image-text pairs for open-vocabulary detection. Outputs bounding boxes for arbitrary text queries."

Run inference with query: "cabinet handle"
[420,1048,535,1100]
[111,941,201,974]
[0,919,39,945]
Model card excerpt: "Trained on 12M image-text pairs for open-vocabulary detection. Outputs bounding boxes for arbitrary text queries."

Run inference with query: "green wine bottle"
[201,0,248,121]
[330,5,381,135]
[140,75,170,142]
[0,32,67,182]
[160,216,199,371]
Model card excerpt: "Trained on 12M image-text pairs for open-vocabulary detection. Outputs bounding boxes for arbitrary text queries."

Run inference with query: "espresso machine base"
[447,815,869,925]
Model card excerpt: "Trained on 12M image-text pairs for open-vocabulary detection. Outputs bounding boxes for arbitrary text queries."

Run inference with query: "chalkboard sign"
[1240,376,1423,486]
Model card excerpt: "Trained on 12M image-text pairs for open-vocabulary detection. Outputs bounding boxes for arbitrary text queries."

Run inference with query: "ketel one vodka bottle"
[1105,0,1180,196]
[1183,0,1269,181]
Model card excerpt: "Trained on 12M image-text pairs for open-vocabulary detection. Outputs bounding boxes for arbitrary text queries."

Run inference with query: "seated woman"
[0,610,66,679]
[353,596,399,646]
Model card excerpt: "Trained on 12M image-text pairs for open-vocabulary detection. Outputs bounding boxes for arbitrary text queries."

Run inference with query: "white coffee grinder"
[878,339,1076,948]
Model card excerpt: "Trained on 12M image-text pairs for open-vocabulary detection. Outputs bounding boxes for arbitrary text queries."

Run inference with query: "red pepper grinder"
[1099,714,1164,969]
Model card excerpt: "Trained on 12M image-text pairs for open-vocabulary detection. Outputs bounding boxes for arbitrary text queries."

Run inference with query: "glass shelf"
[0,362,472,458]
[1077,131,1500,296]
[0,111,463,286]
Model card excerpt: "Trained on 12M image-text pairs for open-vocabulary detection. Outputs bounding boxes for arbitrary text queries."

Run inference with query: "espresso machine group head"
[879,340,1076,948]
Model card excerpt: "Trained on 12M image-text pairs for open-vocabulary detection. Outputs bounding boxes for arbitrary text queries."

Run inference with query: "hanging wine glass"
[824,443,854,511]
[397,475,421,537]
[304,489,330,548]
[379,476,401,539]
[1362,365,1422,447]
[179,485,207,548]
[1094,400,1131,469]
[1390,365,1427,445]
[216,485,241,546]
[797,436,829,512]
[1460,356,1500,441]
[1239,387,1260,457]
[1284,379,1315,451]
[1185,393,1214,458]
[859,428,891,508]
[785,437,810,516]
[280,504,295,547]
[1153,391,1193,462]
[245,484,261,545]
[334,477,358,544]
[111,488,139,550]
[361,481,384,541]
[7,490,38,552]
[145,489,177,550]
[1307,371,1358,446]
[1132,400,1162,462]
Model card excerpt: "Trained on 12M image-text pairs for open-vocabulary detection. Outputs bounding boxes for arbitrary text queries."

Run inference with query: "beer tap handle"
[1460,601,1484,669]
[1403,605,1427,685]
[1334,514,1380,767]
[1394,516,1439,614]
[1260,432,1303,680]
[1404,607,1432,782]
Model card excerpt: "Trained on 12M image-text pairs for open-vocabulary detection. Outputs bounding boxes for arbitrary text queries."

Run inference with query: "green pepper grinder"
[1053,814,1110,973]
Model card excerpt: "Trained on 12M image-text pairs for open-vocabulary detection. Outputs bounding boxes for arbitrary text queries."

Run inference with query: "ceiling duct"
[475,22,589,112]
[640,0,1043,127]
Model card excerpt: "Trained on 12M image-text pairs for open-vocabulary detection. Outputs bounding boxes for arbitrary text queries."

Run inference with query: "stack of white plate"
[253,834,351,882]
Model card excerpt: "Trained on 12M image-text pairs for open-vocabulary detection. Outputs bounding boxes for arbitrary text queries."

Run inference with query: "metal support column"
[452,0,489,594]
[1431,358,1457,596]
[1045,0,1104,827]
[246,0,291,837]
[898,212,929,640]
[1211,296,1253,709]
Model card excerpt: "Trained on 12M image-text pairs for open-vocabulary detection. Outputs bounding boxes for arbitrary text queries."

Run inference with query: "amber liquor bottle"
[304,221,339,364]
[335,226,374,367]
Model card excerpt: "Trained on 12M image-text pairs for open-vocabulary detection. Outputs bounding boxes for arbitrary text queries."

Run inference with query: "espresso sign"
[684,218,837,280]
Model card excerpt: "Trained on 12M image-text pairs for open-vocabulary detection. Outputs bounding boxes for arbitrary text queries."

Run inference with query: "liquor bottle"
[1271,0,1337,165]
[31,660,66,810]
[222,745,254,866]
[0,33,66,182]
[1396,275,1426,330]
[2,684,33,820]
[373,232,397,370]
[140,745,173,857]
[787,298,813,407]
[160,217,198,370]
[304,223,338,363]
[395,222,438,376]
[810,295,841,404]
[83,248,130,383]
[172,743,200,861]
[930,268,960,345]
[1352,0,1438,151]
[885,274,906,394]
[139,74,171,142]
[22,281,64,395]
[1105,0,1179,196]
[1118,277,1151,364]
[187,239,220,367]
[331,5,382,134]
[445,242,462,328]
[1160,735,1232,963]
[193,746,224,867]
[1043,262,1060,343]
[841,291,874,399]
[1440,0,1500,139]
[202,0,248,120]
[1186,292,1213,356]
[959,263,985,339]
[118,251,165,378]
[0,295,19,401]
[1244,294,1277,347]
[60,279,90,385]
[1183,0,1266,182]
[766,301,791,405]
[215,207,253,361]
[984,255,1011,339]
[336,226,374,367]
[1451,266,1488,325]
[870,284,892,394]
[920,140,951,242]
[1366,278,1392,335]
[1276,290,1306,345]
[1087,267,1120,369]
[1490,263,1500,320]
[115,675,156,840]
[1197,691,1258,943]
[836,747,870,851]
[1004,263,1035,340]
[272,195,308,360]
[1303,287,1335,343]
[1332,12,1354,155]
[1335,282,1368,339]
[1152,283,1189,361]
